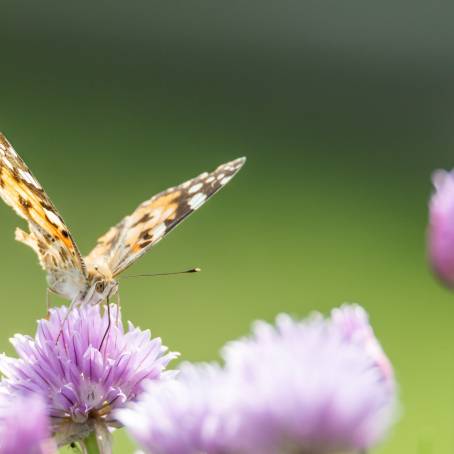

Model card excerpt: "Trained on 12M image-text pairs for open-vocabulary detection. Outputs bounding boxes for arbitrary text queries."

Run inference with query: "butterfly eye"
[95,281,106,293]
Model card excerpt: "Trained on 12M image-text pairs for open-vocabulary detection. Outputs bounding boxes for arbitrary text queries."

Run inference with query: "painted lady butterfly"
[0,133,245,307]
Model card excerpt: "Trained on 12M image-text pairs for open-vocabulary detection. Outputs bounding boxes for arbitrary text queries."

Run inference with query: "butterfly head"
[84,262,119,305]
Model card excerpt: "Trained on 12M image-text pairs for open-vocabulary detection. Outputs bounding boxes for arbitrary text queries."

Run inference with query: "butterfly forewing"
[85,157,246,276]
[0,132,245,303]
[0,133,87,299]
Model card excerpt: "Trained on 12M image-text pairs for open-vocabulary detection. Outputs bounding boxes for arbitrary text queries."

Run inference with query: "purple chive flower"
[118,305,397,454]
[0,389,56,454]
[0,304,178,448]
[330,304,394,384]
[428,169,454,287]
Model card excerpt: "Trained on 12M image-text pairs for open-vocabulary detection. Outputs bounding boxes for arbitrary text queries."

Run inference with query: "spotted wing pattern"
[85,157,246,276]
[0,134,87,299]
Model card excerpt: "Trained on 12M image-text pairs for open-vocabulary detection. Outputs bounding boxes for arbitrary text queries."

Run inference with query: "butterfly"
[0,133,245,307]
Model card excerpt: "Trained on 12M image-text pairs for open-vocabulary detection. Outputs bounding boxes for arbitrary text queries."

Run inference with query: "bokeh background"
[1,2,454,452]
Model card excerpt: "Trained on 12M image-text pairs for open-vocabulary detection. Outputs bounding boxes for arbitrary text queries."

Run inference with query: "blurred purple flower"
[118,304,397,454]
[330,304,394,384]
[0,304,178,448]
[428,169,454,287]
[0,389,56,454]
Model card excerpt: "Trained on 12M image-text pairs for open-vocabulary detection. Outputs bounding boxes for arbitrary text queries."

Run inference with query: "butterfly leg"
[45,288,58,319]
[99,297,111,351]
[115,290,121,327]
[55,296,78,349]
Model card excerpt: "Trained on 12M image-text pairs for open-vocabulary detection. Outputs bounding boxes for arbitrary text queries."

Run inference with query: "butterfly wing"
[85,157,246,276]
[0,134,87,299]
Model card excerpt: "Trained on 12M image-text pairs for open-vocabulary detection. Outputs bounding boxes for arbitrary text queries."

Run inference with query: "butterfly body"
[0,133,245,306]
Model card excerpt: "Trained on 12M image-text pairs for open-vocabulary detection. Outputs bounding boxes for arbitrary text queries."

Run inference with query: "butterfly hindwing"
[85,157,246,276]
[0,133,87,299]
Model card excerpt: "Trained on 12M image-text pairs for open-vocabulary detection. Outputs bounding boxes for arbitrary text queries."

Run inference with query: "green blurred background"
[1,2,454,452]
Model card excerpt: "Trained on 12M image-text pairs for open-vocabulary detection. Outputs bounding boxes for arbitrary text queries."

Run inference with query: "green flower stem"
[83,431,101,454]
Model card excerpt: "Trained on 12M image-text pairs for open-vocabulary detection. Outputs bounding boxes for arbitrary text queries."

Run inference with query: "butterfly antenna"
[121,267,201,279]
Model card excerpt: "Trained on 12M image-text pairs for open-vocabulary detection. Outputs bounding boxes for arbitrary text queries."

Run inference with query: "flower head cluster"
[0,304,178,447]
[118,304,397,454]
[0,388,56,454]
[428,169,454,287]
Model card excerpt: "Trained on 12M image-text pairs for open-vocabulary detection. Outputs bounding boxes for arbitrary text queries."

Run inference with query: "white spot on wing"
[206,176,215,183]
[152,223,166,240]
[220,175,233,185]
[44,208,63,227]
[8,146,18,157]
[188,182,203,194]
[19,169,41,189]
[3,157,13,170]
[189,192,207,210]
